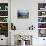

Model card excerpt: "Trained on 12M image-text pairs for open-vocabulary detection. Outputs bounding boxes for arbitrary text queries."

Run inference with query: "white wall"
[11,0,46,46]
[11,0,38,30]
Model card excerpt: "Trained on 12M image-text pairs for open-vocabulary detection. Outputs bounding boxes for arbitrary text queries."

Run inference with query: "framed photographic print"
[17,9,29,19]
